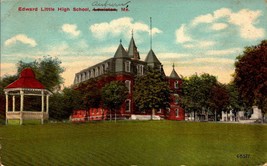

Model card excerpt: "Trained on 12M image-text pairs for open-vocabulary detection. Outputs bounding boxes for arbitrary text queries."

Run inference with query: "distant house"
[71,35,184,121]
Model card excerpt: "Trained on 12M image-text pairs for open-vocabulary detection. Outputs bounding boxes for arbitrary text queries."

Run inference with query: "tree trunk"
[194,110,196,121]
[215,110,217,122]
[87,108,90,122]
[151,108,155,120]
[110,109,112,121]
[115,110,117,123]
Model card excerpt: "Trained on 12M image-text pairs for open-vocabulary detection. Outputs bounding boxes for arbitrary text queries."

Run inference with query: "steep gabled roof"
[170,69,180,79]
[145,49,161,64]
[114,43,128,58]
[128,36,140,60]
[5,68,45,89]
[169,64,180,79]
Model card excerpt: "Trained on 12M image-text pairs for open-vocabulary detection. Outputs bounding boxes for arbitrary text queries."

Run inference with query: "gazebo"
[4,68,52,125]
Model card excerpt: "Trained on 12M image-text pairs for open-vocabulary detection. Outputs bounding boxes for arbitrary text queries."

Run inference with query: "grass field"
[0,121,266,166]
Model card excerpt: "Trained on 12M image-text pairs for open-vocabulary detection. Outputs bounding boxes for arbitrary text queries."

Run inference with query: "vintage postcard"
[0,0,266,165]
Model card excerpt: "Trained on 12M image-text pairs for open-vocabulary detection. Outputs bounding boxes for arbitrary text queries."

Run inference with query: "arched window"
[86,71,90,79]
[91,70,94,78]
[100,65,104,75]
[79,74,82,83]
[105,63,109,72]
[95,67,99,77]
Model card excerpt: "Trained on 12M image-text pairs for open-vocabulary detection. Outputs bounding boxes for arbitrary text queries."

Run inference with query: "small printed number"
[236,154,250,158]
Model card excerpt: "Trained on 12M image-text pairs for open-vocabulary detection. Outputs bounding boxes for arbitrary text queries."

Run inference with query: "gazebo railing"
[6,112,48,120]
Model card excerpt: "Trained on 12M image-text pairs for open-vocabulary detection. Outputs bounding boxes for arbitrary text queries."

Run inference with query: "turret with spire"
[128,30,140,60]
[114,39,128,58]
[170,63,180,79]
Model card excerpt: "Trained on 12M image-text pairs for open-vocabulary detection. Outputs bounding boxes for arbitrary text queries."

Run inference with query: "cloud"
[89,17,162,40]
[62,24,81,37]
[191,14,214,26]
[175,24,192,43]
[198,41,216,47]
[45,42,69,56]
[211,23,228,31]
[206,48,242,56]
[192,57,234,64]
[175,8,265,49]
[213,8,232,19]
[228,9,265,39]
[193,8,264,39]
[4,34,37,47]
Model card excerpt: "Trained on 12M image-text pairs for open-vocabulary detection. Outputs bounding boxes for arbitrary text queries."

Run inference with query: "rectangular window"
[125,61,131,72]
[174,94,179,104]
[174,81,179,89]
[125,80,131,93]
[176,109,179,117]
[125,100,131,112]
[137,65,144,76]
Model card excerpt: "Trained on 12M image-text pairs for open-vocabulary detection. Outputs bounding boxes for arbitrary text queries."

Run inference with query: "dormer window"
[100,65,104,75]
[95,68,98,77]
[105,63,109,72]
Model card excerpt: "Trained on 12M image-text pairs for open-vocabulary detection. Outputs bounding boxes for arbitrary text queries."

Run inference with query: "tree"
[133,67,170,119]
[0,75,22,120]
[181,73,218,121]
[210,84,229,121]
[225,83,249,118]
[49,88,83,120]
[76,78,101,121]
[17,55,65,91]
[234,40,267,117]
[101,81,128,122]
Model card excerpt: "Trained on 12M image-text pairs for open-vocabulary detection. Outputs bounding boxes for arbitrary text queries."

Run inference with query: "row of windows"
[75,63,110,83]
[76,62,145,84]
[124,61,144,75]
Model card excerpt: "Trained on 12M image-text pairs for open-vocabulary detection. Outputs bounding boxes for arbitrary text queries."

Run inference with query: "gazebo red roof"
[5,68,45,89]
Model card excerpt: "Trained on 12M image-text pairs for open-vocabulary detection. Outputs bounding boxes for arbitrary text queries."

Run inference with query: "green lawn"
[0,121,266,166]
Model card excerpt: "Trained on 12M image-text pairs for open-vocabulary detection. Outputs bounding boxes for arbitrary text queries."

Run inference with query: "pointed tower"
[170,63,180,79]
[145,49,161,67]
[128,31,140,60]
[114,39,128,58]
[114,40,130,73]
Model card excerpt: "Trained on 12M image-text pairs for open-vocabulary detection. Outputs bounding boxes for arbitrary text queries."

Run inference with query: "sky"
[1,0,267,87]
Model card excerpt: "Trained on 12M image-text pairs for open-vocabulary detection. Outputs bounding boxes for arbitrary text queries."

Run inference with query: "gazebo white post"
[41,90,44,124]
[46,94,49,114]
[12,96,15,112]
[20,90,24,125]
[5,92,9,124]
